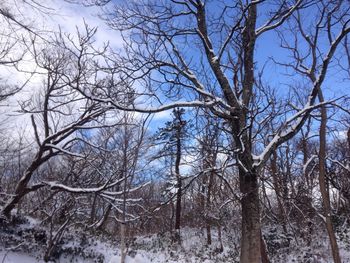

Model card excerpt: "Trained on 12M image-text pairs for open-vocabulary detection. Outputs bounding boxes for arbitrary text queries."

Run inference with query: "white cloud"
[0,0,123,134]
[47,0,123,49]
[152,110,172,121]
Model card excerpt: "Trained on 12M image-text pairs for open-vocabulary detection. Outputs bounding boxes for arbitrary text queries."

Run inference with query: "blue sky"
[1,0,349,140]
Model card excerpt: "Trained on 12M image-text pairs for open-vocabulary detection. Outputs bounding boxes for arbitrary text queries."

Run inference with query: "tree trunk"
[347,127,350,150]
[260,230,270,263]
[206,168,214,246]
[271,149,288,233]
[174,112,182,243]
[206,224,212,246]
[3,170,36,219]
[120,223,127,263]
[238,2,260,262]
[174,179,182,242]
[2,151,46,219]
[44,217,70,262]
[90,193,97,225]
[239,169,261,263]
[95,203,112,230]
[300,129,313,246]
[318,91,341,263]
[217,225,223,253]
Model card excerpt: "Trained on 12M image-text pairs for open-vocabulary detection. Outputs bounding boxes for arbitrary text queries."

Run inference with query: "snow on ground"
[1,213,350,262]
[108,254,151,263]
[0,251,45,263]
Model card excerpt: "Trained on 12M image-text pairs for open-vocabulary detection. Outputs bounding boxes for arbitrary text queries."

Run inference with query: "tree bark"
[120,222,127,263]
[318,91,341,263]
[174,178,182,242]
[2,156,43,219]
[218,225,223,253]
[2,146,51,219]
[238,3,260,262]
[260,230,270,263]
[239,169,261,263]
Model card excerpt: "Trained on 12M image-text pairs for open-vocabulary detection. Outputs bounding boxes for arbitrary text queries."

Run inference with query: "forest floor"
[0,213,350,262]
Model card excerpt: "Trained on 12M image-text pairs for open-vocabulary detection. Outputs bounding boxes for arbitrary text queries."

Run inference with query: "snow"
[108,254,151,263]
[0,251,45,263]
[1,213,350,263]
[210,56,218,63]
[302,154,317,175]
[84,94,218,114]
[253,99,336,169]
[45,144,85,158]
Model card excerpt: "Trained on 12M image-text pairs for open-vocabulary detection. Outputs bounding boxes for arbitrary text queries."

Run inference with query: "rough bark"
[238,3,260,263]
[239,169,261,263]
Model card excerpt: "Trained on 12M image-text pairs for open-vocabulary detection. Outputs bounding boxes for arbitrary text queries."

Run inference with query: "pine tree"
[155,108,190,243]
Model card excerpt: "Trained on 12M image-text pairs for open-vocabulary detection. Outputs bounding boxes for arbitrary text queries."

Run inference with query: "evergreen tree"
[154,108,190,243]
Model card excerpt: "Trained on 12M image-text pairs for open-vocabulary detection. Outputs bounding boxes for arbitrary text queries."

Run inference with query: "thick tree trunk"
[239,169,261,263]
[3,170,37,219]
[2,151,46,219]
[238,3,259,262]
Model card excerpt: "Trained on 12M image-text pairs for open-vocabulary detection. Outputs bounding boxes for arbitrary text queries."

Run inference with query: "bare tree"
[0,0,54,101]
[43,112,150,263]
[0,26,111,220]
[72,1,350,262]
